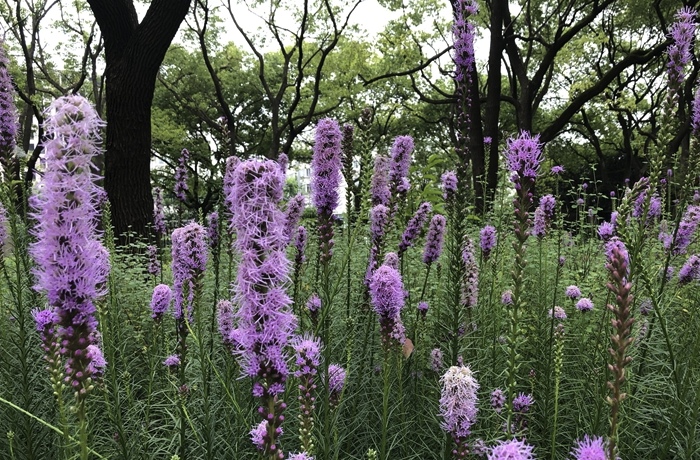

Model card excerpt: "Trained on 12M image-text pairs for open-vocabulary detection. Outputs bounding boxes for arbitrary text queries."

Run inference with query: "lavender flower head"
[30,95,110,394]
[540,194,555,218]
[506,132,543,179]
[533,206,546,239]
[284,194,306,244]
[565,285,582,300]
[250,420,270,450]
[679,254,700,285]
[217,300,235,348]
[0,38,17,164]
[480,225,497,260]
[171,222,208,320]
[328,363,346,409]
[487,439,535,460]
[462,237,479,307]
[163,354,180,368]
[150,284,172,321]
[512,393,534,413]
[153,187,166,236]
[604,237,629,269]
[86,344,107,377]
[369,264,406,320]
[423,214,446,264]
[311,118,342,216]
[307,294,322,313]
[223,156,241,229]
[576,298,594,312]
[442,170,458,201]
[666,7,697,90]
[32,308,58,332]
[453,0,478,78]
[207,211,219,249]
[295,225,307,264]
[439,365,479,438]
[277,153,288,174]
[501,290,513,305]
[371,155,391,207]
[174,149,190,202]
[287,453,314,460]
[417,301,429,315]
[548,306,567,319]
[491,388,505,414]
[570,435,609,460]
[291,333,322,378]
[147,244,160,276]
[389,135,414,193]
[430,348,444,372]
[399,202,432,254]
[598,221,614,242]
[551,165,564,175]
[370,204,390,241]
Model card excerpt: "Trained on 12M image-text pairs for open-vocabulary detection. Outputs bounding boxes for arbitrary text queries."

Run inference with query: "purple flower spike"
[576,298,594,312]
[207,211,219,249]
[389,136,414,193]
[174,149,190,202]
[565,285,582,300]
[679,254,700,285]
[284,194,306,244]
[487,438,535,460]
[328,364,346,409]
[288,453,314,460]
[439,365,479,438]
[570,434,609,460]
[30,94,110,397]
[277,153,288,174]
[423,214,446,264]
[551,165,564,175]
[506,132,543,179]
[442,171,458,201]
[533,207,546,239]
[295,225,307,265]
[311,118,342,216]
[147,245,160,276]
[598,221,614,242]
[501,290,513,305]
[430,348,444,372]
[666,7,697,91]
[150,284,172,321]
[153,187,166,236]
[171,222,208,320]
[217,300,235,349]
[480,225,497,260]
[417,301,429,317]
[371,155,391,207]
[399,202,432,254]
[370,264,406,348]
[307,294,322,313]
[491,388,505,414]
[462,238,479,308]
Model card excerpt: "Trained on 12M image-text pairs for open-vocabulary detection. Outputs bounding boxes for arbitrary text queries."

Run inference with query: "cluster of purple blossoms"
[534,194,555,239]
[570,435,609,460]
[506,132,543,180]
[487,438,535,460]
[439,364,479,452]
[171,222,208,320]
[306,293,321,326]
[598,221,615,242]
[365,204,391,283]
[452,0,478,78]
[207,211,219,249]
[174,149,190,202]
[576,298,594,313]
[501,290,513,305]
[287,453,314,460]
[540,194,555,217]
[565,285,582,300]
[417,301,429,318]
[423,214,447,264]
[512,393,534,433]
[0,38,17,165]
[442,171,458,202]
[153,187,166,236]
[371,155,391,207]
[604,237,629,269]
[163,354,180,370]
[227,159,297,458]
[147,245,160,276]
[431,348,444,372]
[217,300,235,350]
[389,136,414,194]
[150,284,172,322]
[661,204,700,254]
[291,333,321,452]
[370,264,407,349]
[311,119,342,264]
[551,165,564,175]
[667,7,697,91]
[328,364,347,410]
[480,225,497,261]
[548,306,567,319]
[295,226,307,266]
[30,95,111,399]
[679,254,700,285]
[490,388,505,414]
[399,202,432,254]
[283,194,306,244]
[533,207,547,239]
[277,153,288,174]
[461,238,479,308]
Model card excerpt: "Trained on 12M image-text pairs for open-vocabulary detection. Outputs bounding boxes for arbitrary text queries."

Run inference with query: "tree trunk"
[87,0,191,242]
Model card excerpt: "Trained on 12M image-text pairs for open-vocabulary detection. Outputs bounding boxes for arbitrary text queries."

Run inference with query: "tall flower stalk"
[228,160,297,460]
[29,94,111,460]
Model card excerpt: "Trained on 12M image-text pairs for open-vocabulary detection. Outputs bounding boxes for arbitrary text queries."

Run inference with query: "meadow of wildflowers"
[3,5,700,460]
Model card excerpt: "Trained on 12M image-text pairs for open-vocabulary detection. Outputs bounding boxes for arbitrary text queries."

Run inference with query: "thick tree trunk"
[485,0,505,210]
[87,0,191,242]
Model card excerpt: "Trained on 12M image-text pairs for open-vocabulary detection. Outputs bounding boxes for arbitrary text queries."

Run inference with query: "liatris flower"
[328,364,346,410]
[399,202,432,254]
[666,7,697,91]
[679,254,700,285]
[250,420,271,450]
[491,388,505,414]
[147,245,161,276]
[565,285,582,300]
[228,160,297,458]
[506,132,543,179]
[284,194,306,244]
[295,225,307,265]
[171,222,208,320]
[604,237,629,269]
[86,344,107,378]
[439,365,479,456]
[423,214,446,264]
[570,434,608,460]
[487,438,535,460]
[277,153,288,174]
[174,149,190,202]
[153,187,166,236]
[431,348,444,372]
[371,155,391,207]
[632,189,662,222]
[540,194,555,218]
[442,171,458,201]
[453,0,477,74]
[164,354,181,369]
[366,204,391,283]
[501,290,513,305]
[217,300,235,349]
[288,453,314,460]
[307,293,321,326]
[30,95,110,401]
[291,333,321,453]
[462,237,479,308]
[551,165,564,175]
[150,284,172,322]
[598,221,614,241]
[480,225,497,260]
[533,207,546,239]
[639,299,653,316]
[207,211,219,249]
[665,204,700,254]
[576,298,594,312]
[370,264,406,349]
[417,301,429,317]
[389,136,414,193]
[311,119,342,264]
[0,38,17,166]
[384,252,399,269]
[548,306,567,319]
[512,393,534,432]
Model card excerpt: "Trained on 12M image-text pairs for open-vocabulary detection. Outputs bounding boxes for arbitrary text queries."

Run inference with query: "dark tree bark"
[86,0,191,240]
